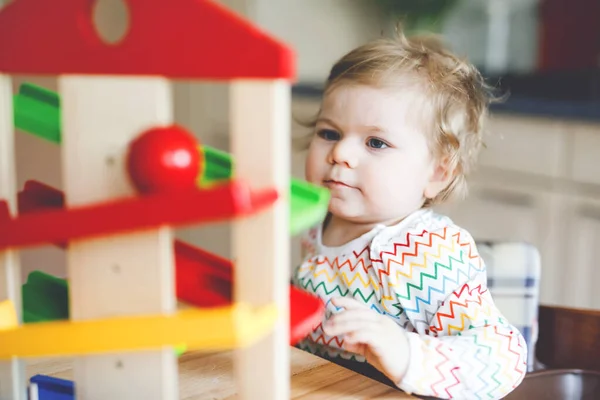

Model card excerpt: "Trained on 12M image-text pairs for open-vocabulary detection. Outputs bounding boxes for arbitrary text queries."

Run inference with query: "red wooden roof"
[0,0,295,79]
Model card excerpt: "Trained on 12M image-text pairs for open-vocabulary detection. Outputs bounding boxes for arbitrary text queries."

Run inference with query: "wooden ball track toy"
[0,1,330,399]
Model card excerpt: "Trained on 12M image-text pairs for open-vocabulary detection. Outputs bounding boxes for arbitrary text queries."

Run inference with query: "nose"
[327,139,357,168]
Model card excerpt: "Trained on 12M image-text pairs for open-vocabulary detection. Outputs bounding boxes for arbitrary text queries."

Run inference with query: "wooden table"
[26,347,414,399]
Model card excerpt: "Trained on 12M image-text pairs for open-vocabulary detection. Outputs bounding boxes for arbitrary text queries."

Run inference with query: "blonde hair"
[299,28,499,206]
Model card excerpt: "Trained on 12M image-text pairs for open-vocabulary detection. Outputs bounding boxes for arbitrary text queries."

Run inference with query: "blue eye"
[317,129,340,141]
[367,138,389,149]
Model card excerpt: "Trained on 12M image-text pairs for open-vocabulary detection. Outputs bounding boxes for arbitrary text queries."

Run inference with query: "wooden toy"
[0,1,329,399]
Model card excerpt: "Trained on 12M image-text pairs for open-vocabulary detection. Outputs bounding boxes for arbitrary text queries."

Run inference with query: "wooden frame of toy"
[0,1,329,399]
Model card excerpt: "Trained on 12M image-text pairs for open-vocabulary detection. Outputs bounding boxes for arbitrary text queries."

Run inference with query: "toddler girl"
[292,30,527,400]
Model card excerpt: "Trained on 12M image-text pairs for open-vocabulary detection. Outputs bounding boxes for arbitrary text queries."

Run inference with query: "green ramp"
[12,82,329,236]
[22,270,69,324]
[13,83,61,144]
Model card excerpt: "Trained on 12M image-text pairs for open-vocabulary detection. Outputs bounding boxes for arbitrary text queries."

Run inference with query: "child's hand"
[323,296,410,385]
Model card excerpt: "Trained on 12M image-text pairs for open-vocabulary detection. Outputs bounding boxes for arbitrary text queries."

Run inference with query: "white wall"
[250,0,386,82]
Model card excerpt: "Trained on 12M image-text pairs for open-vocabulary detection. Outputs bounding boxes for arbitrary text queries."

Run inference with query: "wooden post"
[230,80,291,400]
[59,75,178,400]
[0,74,26,400]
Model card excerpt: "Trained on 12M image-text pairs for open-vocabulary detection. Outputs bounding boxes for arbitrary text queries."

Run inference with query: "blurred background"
[3,0,600,312]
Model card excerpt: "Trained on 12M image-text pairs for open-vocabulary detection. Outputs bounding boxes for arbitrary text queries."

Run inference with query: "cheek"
[365,155,428,195]
[305,143,325,182]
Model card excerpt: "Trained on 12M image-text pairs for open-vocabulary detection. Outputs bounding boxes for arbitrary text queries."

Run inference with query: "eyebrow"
[316,118,388,135]
[364,125,387,134]
[315,117,341,131]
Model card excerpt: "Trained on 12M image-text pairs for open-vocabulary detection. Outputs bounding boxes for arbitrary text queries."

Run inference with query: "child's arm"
[326,226,527,399]
[387,227,527,399]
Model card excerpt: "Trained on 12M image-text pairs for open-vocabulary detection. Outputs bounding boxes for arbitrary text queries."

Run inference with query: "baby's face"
[305,84,438,224]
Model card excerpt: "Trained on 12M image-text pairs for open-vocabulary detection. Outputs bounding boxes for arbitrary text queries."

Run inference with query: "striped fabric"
[477,241,541,372]
[293,208,528,399]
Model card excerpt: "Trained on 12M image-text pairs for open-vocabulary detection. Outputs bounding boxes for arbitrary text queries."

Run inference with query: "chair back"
[478,241,542,371]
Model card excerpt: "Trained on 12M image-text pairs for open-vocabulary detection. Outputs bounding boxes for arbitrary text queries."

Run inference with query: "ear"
[423,157,456,200]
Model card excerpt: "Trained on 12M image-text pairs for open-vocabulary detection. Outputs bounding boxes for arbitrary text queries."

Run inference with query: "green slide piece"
[21,270,188,356]
[13,83,61,144]
[21,270,69,323]
[290,179,330,235]
[198,145,232,186]
[12,82,330,235]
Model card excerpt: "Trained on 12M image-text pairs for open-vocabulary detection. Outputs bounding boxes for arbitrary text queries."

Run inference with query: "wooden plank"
[0,73,26,400]
[230,80,291,399]
[59,75,178,399]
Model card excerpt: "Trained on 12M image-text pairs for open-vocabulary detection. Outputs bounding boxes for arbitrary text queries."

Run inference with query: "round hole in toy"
[92,0,130,45]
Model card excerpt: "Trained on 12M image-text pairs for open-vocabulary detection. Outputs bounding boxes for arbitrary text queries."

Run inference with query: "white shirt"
[293,208,527,399]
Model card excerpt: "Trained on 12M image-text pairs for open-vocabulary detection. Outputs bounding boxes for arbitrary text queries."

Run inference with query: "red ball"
[126,125,202,194]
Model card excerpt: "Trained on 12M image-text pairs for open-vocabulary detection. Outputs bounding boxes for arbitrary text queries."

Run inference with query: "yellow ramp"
[0,303,277,359]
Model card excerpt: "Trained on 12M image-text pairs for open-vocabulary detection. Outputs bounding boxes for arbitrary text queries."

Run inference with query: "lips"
[323,179,354,189]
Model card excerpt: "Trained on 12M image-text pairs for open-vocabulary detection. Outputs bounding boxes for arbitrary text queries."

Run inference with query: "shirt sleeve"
[378,226,528,399]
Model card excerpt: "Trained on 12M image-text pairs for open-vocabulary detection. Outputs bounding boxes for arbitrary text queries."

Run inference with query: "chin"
[327,206,361,221]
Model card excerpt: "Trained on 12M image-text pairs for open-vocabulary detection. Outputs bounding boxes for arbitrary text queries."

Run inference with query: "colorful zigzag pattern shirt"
[292,208,527,399]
